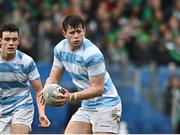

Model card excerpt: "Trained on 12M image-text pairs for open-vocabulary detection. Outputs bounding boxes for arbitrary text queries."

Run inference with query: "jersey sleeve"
[26,58,40,80]
[53,46,64,68]
[86,54,106,77]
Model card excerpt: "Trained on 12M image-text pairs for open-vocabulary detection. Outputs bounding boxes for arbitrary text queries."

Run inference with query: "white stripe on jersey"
[0,87,29,97]
[0,72,27,82]
[83,45,102,60]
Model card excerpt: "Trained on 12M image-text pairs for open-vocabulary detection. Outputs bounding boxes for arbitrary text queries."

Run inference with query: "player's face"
[1,31,19,56]
[63,26,85,51]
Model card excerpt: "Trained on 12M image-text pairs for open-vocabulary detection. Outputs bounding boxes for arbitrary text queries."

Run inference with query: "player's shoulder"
[16,50,32,59]
[84,38,101,50]
[16,50,34,63]
[54,39,69,57]
[83,38,103,57]
[55,39,68,50]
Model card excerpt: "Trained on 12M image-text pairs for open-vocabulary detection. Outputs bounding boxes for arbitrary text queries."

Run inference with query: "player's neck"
[0,52,16,61]
[70,44,82,52]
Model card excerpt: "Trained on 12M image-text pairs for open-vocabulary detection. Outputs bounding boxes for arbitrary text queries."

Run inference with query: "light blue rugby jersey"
[0,50,40,116]
[53,38,121,109]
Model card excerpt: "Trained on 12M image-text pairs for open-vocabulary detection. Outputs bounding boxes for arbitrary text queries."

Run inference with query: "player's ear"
[18,37,20,43]
[0,38,1,48]
[84,27,86,32]
[83,28,86,36]
[62,30,66,38]
[18,38,21,46]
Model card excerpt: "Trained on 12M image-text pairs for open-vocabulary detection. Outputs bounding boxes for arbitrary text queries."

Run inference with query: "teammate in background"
[44,15,122,134]
[0,24,50,134]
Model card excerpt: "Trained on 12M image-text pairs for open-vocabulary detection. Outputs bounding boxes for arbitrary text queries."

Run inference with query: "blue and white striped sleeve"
[86,54,106,77]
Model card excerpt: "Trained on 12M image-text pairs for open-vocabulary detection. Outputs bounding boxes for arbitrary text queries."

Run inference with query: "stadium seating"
[118,86,173,134]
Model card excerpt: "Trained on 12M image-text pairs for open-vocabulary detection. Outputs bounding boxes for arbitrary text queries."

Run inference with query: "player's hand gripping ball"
[43,84,65,106]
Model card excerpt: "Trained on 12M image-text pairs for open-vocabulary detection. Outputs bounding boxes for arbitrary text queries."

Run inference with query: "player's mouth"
[73,40,80,45]
[7,48,15,51]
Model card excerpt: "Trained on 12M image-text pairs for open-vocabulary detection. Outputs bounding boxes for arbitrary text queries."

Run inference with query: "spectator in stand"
[163,74,180,133]
[130,33,153,67]
[166,35,180,66]
[151,31,172,66]
[108,25,130,66]
[172,0,180,21]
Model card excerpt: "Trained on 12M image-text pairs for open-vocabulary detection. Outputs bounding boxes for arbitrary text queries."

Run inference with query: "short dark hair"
[0,24,19,38]
[62,15,85,32]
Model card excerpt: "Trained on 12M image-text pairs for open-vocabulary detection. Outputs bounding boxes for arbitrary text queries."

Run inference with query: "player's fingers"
[56,93,64,98]
[51,100,65,106]
[39,94,45,104]
[52,90,64,98]
[53,100,65,104]
[41,98,45,105]
[38,91,43,97]
[37,91,45,104]
[38,123,50,128]
[61,87,69,94]
[39,117,51,127]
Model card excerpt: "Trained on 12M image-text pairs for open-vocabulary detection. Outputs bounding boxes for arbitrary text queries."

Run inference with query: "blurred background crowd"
[0,0,180,134]
[1,0,179,66]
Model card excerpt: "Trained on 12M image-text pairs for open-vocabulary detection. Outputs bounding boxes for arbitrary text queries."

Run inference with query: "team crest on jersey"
[75,57,84,64]
[76,59,82,64]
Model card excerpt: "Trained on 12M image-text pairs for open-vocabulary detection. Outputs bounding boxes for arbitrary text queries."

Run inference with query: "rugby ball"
[43,84,64,105]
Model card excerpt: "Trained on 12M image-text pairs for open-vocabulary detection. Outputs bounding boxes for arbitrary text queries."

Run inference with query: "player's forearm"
[36,93,46,115]
[31,79,46,115]
[69,76,104,101]
[70,85,104,101]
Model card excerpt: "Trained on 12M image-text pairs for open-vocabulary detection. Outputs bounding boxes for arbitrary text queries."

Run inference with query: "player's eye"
[4,37,18,42]
[76,30,82,33]
[12,37,18,41]
[4,37,11,41]
[69,31,75,34]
